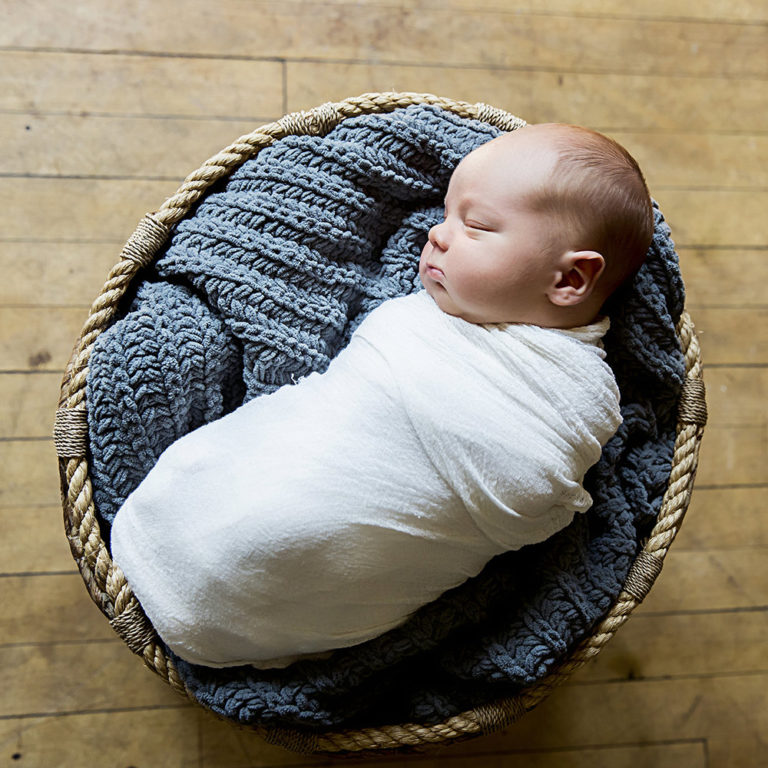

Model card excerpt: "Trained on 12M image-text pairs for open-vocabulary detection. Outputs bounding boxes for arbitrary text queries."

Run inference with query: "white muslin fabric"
[110,290,621,668]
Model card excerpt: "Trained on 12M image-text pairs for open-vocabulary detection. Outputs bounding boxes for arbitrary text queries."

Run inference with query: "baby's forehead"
[453,131,560,192]
[482,124,568,159]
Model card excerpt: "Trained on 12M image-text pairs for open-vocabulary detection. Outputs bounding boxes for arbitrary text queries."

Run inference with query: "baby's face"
[419,129,564,325]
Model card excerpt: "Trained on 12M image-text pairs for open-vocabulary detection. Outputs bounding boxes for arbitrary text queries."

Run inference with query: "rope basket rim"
[55,91,707,756]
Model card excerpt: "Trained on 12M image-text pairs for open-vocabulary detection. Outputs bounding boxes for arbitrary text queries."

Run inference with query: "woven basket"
[54,92,707,756]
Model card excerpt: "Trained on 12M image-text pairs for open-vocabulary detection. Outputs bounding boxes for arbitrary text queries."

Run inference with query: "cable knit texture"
[86,104,685,730]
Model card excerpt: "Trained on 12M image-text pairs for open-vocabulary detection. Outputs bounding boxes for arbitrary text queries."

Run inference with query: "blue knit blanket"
[87,104,685,730]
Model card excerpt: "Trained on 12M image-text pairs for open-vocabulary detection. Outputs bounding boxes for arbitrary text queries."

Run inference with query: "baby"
[110,123,653,669]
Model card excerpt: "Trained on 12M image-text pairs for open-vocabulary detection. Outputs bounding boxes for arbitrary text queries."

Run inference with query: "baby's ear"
[548,250,605,306]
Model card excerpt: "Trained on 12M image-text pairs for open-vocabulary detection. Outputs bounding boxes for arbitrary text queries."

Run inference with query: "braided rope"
[55,93,705,754]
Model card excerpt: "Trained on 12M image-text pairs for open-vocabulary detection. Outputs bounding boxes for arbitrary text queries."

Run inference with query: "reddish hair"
[534,124,654,296]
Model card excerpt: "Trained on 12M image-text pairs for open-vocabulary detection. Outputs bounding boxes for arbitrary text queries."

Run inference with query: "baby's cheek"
[418,243,430,269]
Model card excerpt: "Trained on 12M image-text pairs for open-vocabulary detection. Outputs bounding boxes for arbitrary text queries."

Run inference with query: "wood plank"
[0,709,319,768]
[694,424,765,487]
[0,113,259,178]
[5,49,766,133]
[201,676,765,767]
[702,367,767,425]
[642,548,767,613]
[0,374,60,438]
[610,132,768,190]
[0,709,201,768]
[653,189,768,248]
[0,308,86,371]
[273,741,707,768]
[0,574,115,645]
[4,179,768,246]
[1,178,176,244]
[680,249,768,308]
[1,620,764,765]
[264,0,768,23]
[579,609,768,682]
[0,50,283,118]
[0,440,64,508]
[689,307,768,364]
[0,685,739,768]
[199,710,327,767]
[0,642,181,718]
[0,505,76,574]
[457,674,768,768]
[6,113,767,188]
[3,2,765,78]
[0,678,719,768]
[678,487,768,550]
[0,243,119,307]
[287,62,768,132]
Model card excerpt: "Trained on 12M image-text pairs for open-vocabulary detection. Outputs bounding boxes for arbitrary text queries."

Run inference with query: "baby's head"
[419,123,653,327]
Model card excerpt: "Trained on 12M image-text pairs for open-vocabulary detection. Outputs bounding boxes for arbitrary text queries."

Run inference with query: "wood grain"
[287,63,768,132]
[3,3,765,77]
[0,51,284,118]
[5,114,765,185]
[264,0,767,22]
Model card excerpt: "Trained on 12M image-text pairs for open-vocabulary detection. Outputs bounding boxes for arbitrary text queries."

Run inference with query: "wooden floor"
[1,1,766,766]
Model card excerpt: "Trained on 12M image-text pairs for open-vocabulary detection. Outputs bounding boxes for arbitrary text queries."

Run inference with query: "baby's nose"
[429,221,449,250]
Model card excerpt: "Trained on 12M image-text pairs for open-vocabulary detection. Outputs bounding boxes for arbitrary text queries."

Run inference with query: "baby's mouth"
[425,264,445,281]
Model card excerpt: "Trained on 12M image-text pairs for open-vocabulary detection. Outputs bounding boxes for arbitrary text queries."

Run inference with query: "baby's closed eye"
[464,219,493,233]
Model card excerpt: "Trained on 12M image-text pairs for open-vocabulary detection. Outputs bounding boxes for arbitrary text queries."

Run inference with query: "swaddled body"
[111,290,620,668]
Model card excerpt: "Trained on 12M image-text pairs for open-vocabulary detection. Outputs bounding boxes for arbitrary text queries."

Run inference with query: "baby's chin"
[423,285,490,324]
[424,288,539,326]
[422,279,450,309]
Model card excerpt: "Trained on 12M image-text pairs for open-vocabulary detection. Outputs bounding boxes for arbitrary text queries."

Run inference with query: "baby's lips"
[425,264,445,281]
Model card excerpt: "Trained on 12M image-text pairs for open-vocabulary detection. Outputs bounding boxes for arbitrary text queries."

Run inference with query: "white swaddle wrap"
[110,290,621,668]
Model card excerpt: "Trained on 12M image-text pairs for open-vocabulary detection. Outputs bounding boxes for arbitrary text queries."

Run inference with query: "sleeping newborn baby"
[110,123,654,668]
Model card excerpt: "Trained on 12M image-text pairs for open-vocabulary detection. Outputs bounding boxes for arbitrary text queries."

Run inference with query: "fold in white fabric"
[110,291,621,668]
